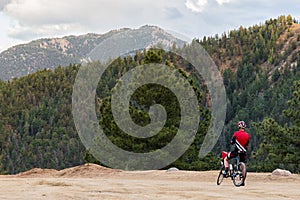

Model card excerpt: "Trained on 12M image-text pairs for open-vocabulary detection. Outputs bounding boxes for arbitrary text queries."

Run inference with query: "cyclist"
[223,121,249,186]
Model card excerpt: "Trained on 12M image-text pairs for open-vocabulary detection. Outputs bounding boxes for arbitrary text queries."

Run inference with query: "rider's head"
[237,121,247,129]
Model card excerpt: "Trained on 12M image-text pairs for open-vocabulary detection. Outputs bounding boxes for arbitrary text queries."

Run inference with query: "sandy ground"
[0,164,299,200]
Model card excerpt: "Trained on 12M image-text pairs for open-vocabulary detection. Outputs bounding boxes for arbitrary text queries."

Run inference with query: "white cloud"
[0,0,10,10]
[3,0,185,40]
[185,0,208,13]
[185,0,235,12]
[216,0,233,5]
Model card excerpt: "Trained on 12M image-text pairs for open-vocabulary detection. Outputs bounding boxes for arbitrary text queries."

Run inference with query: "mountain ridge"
[0,25,186,80]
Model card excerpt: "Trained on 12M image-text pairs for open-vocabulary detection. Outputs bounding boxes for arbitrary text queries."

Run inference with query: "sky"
[0,0,299,52]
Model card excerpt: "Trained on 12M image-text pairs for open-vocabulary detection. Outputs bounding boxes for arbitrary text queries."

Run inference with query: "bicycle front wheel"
[232,162,246,186]
[217,167,225,185]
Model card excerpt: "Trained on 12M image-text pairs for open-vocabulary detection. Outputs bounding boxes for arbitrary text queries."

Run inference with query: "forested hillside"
[0,65,85,174]
[0,15,299,174]
[201,15,300,172]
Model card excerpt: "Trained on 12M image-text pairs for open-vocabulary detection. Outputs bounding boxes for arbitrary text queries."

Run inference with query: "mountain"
[0,25,186,80]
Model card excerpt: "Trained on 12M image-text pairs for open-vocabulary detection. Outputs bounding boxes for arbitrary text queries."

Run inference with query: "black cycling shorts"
[227,150,247,163]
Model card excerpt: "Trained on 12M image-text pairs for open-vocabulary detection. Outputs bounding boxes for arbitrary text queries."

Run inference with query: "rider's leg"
[242,164,246,179]
[240,163,246,186]
[239,153,247,185]
[224,156,229,174]
[224,150,236,174]
[224,156,229,169]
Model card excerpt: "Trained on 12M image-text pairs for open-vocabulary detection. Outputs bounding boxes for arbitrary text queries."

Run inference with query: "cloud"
[3,0,184,40]
[4,0,96,26]
[216,0,232,5]
[165,7,183,19]
[0,0,10,10]
[185,0,208,13]
[185,0,234,12]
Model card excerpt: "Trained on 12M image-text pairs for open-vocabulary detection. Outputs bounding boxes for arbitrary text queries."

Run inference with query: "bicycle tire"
[217,167,224,185]
[232,162,246,187]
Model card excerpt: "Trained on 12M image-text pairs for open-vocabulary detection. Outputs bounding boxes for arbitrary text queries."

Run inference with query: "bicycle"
[216,151,247,187]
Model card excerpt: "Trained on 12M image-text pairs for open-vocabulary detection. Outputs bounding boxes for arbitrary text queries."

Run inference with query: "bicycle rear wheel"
[232,162,246,186]
[217,167,225,185]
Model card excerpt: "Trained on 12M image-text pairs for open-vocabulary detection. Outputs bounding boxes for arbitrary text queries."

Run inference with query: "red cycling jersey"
[233,130,249,149]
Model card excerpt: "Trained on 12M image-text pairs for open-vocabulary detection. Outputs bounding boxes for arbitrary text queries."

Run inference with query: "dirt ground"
[0,164,299,200]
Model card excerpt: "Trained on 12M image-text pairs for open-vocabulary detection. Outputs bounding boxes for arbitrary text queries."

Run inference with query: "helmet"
[237,121,247,129]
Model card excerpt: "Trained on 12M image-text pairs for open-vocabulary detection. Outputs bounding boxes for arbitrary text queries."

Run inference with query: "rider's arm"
[230,136,236,145]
